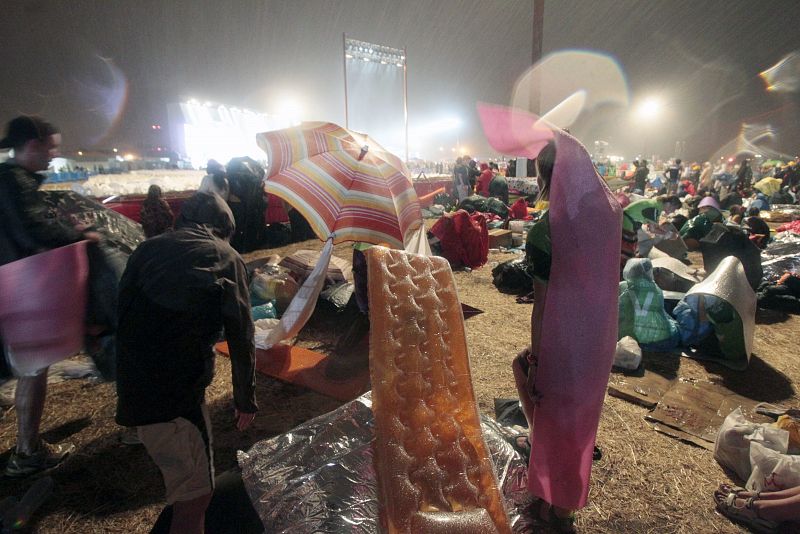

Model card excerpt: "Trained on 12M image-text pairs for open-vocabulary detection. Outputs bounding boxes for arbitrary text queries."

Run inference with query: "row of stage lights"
[186,99,264,117]
[344,38,405,67]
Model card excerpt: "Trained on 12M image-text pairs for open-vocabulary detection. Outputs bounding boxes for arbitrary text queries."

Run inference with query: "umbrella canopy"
[278,249,353,284]
[256,122,422,249]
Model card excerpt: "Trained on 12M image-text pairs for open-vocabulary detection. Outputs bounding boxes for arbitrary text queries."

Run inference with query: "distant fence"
[45,171,90,183]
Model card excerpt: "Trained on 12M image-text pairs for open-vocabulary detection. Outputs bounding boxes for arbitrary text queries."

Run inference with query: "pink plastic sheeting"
[0,241,89,376]
[479,104,622,510]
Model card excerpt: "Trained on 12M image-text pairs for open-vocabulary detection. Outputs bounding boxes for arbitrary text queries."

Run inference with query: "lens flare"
[73,54,129,145]
[760,52,800,93]
[512,49,630,123]
[709,123,791,162]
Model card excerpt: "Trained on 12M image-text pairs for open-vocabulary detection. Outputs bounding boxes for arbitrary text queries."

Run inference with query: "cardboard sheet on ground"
[608,369,678,409]
[215,342,369,402]
[644,380,769,450]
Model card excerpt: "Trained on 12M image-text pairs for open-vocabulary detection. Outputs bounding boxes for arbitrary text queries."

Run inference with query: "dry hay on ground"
[1,240,797,533]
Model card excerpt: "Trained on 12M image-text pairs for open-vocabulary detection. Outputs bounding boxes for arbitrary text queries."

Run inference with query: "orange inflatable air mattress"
[366,246,511,534]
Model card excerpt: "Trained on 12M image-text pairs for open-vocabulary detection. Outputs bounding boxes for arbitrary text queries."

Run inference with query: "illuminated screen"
[178,101,293,168]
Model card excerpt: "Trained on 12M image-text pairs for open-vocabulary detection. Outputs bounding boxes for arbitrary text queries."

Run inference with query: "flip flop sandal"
[715,493,779,534]
[713,484,761,507]
[714,483,752,501]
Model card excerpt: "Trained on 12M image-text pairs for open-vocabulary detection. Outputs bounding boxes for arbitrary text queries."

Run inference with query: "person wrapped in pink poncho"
[479,104,622,530]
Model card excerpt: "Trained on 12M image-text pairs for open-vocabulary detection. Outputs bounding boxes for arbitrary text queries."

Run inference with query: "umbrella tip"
[358,145,369,161]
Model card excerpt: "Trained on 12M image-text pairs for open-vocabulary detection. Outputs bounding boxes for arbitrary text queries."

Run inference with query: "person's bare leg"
[738,485,800,501]
[512,355,535,427]
[170,493,212,534]
[748,493,800,523]
[15,371,48,454]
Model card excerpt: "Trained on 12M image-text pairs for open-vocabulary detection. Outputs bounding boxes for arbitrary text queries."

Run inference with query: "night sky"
[1,0,798,161]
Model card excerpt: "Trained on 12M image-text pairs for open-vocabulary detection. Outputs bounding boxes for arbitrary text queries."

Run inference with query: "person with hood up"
[476,161,494,197]
[115,191,257,534]
[620,198,662,277]
[680,195,723,250]
[618,258,680,351]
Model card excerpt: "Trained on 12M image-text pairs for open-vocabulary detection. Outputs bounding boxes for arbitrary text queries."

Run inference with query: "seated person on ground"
[680,196,723,251]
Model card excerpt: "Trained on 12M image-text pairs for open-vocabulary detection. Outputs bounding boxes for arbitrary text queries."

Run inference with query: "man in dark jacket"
[0,116,98,477]
[632,160,649,194]
[115,191,257,534]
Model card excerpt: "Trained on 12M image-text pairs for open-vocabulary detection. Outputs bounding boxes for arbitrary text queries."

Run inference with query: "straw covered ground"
[0,239,797,533]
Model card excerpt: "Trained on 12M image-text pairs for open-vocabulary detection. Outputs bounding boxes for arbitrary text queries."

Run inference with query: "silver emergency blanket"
[238,393,532,533]
[761,240,800,281]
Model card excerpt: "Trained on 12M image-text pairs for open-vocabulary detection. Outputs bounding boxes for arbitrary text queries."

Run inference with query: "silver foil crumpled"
[238,392,533,533]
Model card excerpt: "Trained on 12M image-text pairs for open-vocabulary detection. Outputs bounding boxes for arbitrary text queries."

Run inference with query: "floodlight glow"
[123,153,135,161]
[410,117,462,138]
[637,97,662,119]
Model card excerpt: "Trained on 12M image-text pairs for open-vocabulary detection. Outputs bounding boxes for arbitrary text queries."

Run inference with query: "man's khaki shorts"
[137,404,214,504]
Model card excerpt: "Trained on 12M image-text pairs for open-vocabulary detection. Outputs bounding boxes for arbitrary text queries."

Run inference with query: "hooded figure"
[618,259,680,351]
[621,198,662,276]
[116,190,254,426]
[115,189,256,530]
[478,104,622,514]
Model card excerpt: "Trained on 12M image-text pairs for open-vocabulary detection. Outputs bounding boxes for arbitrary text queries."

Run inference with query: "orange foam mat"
[215,342,369,402]
[366,246,512,534]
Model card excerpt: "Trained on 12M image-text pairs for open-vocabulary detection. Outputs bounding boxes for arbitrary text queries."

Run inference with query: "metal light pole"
[403,46,409,164]
[342,33,349,129]
[530,0,545,114]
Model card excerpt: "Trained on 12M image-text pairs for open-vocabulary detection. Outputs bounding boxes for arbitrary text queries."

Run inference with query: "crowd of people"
[2,110,799,533]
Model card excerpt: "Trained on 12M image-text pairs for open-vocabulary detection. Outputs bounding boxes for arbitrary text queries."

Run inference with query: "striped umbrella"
[256,122,422,249]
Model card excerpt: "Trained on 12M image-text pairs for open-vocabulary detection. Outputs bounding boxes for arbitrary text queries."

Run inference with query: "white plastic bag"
[613,336,642,370]
[747,441,800,492]
[714,408,789,482]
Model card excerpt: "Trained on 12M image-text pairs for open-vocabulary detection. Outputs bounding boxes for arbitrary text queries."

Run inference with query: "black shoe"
[4,441,75,478]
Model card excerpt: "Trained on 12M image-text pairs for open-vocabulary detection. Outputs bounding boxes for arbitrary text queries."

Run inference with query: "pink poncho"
[479,104,622,510]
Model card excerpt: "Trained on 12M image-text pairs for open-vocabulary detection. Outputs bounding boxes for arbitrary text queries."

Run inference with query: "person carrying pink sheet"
[478,104,621,530]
